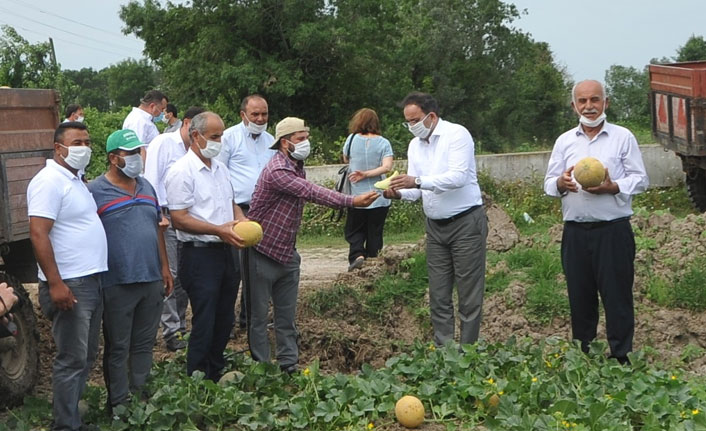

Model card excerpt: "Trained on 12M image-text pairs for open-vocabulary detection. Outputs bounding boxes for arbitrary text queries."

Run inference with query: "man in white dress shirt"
[122,90,168,157]
[165,111,246,381]
[144,106,205,351]
[216,94,275,329]
[544,79,648,364]
[385,92,488,347]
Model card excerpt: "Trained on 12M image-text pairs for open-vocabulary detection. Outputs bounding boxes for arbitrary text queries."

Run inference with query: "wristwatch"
[414,177,422,188]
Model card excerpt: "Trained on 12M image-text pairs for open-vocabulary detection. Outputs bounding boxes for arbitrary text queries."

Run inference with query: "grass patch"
[646,257,706,311]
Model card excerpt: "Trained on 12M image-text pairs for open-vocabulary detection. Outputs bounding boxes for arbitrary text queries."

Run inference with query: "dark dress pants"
[561,218,635,361]
[180,245,238,380]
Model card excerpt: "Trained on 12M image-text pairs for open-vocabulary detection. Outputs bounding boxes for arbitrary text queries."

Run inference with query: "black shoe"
[280,364,299,375]
[166,336,186,352]
[347,256,365,272]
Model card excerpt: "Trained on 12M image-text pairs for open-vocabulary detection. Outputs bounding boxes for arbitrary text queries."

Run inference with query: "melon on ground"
[232,221,263,247]
[573,157,605,188]
[395,395,425,428]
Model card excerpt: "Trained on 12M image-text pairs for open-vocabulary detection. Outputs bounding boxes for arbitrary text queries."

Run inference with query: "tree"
[676,35,706,62]
[102,59,157,108]
[0,25,70,92]
[62,68,110,111]
[604,65,650,127]
[120,0,571,156]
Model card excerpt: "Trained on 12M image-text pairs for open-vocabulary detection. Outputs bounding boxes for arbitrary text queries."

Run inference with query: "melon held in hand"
[573,157,605,188]
[232,221,263,247]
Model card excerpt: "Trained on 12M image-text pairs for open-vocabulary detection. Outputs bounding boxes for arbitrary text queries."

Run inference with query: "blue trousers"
[38,274,103,431]
[179,246,238,380]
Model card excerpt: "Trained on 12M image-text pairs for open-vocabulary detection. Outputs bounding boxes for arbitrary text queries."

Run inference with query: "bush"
[83,106,132,180]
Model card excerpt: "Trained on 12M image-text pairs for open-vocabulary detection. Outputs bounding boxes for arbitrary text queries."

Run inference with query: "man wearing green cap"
[243,117,379,373]
[87,129,173,410]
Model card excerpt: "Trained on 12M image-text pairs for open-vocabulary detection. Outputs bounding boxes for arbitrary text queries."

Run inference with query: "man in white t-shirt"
[27,122,108,431]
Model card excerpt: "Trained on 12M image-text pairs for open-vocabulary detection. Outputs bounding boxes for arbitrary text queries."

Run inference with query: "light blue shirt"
[216,122,275,205]
[342,134,393,209]
[543,121,649,222]
[399,119,483,219]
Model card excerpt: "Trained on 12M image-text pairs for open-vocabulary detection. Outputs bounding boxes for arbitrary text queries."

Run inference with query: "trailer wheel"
[0,272,40,408]
[686,167,706,213]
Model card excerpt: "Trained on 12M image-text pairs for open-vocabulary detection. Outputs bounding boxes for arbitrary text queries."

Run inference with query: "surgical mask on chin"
[200,138,222,159]
[76,116,84,123]
[408,113,431,139]
[578,101,607,128]
[59,144,92,171]
[161,115,170,124]
[118,153,143,178]
[245,119,268,135]
[288,139,311,160]
[153,112,165,123]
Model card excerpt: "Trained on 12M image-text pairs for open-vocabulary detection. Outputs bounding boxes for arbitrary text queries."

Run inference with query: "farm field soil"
[21,210,706,404]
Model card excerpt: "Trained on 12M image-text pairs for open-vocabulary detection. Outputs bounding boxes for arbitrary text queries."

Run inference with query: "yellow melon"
[373,171,400,190]
[573,157,605,188]
[232,221,263,247]
[395,395,425,428]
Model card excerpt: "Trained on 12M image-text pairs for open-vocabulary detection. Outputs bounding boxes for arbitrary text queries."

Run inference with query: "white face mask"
[577,100,607,128]
[198,133,222,159]
[59,144,92,170]
[118,153,143,178]
[161,115,170,124]
[244,114,268,135]
[75,116,84,123]
[287,139,311,160]
[407,113,432,139]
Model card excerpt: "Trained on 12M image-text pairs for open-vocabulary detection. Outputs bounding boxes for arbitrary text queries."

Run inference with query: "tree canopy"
[120,0,572,154]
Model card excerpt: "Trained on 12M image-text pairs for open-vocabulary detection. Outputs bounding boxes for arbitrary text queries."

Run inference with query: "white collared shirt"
[144,130,187,206]
[27,160,108,281]
[165,149,234,242]
[216,122,275,205]
[544,121,649,222]
[399,118,483,219]
[122,106,159,146]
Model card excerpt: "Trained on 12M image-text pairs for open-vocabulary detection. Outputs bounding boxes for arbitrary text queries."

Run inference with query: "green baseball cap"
[106,129,146,153]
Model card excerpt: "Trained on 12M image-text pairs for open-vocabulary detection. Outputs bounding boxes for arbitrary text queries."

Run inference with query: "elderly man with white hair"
[543,79,649,364]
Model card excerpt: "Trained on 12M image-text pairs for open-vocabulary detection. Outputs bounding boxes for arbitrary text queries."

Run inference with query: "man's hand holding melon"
[557,157,619,195]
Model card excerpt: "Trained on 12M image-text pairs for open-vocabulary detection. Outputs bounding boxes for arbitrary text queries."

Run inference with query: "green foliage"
[605,65,651,127]
[633,186,696,219]
[305,251,429,323]
[647,258,706,312]
[676,34,706,62]
[298,190,425,238]
[83,106,133,180]
[62,67,110,111]
[0,25,73,95]
[5,339,706,430]
[103,59,158,109]
[118,0,572,158]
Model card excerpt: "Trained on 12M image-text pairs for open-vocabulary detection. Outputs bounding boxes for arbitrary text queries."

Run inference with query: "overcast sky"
[2,0,705,83]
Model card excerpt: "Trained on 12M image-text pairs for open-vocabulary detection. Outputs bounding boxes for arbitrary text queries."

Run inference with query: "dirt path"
[299,246,349,290]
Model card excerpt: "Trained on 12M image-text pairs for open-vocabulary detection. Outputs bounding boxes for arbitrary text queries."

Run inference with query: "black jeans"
[561,218,635,360]
[179,246,238,380]
[344,206,389,263]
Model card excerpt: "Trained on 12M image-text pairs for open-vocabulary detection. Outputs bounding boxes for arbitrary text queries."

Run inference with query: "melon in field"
[232,221,263,247]
[573,157,606,188]
[373,171,399,190]
[395,395,425,428]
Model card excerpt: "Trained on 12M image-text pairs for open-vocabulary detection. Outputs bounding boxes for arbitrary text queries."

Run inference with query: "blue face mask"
[153,112,165,123]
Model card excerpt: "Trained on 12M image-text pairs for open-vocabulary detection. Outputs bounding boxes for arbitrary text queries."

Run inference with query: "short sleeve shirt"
[342,134,393,208]
[87,175,162,287]
[27,160,108,281]
[165,150,235,242]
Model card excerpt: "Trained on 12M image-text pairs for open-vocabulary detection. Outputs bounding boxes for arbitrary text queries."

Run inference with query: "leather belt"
[565,216,630,230]
[182,241,228,249]
[430,205,482,226]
